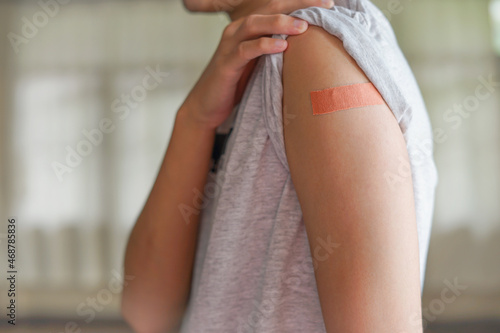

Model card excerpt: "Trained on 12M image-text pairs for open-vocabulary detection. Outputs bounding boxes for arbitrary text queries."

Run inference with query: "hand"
[181,0,335,130]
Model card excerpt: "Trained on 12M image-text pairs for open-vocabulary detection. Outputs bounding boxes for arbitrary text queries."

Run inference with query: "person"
[121,0,439,332]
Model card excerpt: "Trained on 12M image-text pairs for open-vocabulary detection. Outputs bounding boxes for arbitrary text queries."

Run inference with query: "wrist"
[176,100,218,134]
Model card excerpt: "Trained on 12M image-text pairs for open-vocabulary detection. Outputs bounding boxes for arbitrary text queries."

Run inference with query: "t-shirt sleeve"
[261,5,416,172]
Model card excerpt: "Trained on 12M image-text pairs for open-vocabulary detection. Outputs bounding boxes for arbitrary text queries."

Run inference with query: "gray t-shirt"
[179,1,439,331]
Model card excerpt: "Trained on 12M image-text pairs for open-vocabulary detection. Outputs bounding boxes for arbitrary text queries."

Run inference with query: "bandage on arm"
[310,82,385,115]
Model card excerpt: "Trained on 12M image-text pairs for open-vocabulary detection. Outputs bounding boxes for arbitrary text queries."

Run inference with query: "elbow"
[121,293,156,333]
[121,291,185,333]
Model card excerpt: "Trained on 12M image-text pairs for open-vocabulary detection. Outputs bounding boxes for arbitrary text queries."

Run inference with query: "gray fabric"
[179,1,439,331]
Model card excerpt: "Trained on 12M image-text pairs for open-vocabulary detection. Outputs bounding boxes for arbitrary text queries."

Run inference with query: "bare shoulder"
[283,25,371,92]
[281,24,405,183]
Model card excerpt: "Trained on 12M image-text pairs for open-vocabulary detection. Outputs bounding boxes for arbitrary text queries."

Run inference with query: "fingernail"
[275,39,286,48]
[322,0,334,7]
[293,19,307,30]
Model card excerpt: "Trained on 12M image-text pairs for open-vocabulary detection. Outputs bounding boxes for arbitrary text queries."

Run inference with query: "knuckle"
[223,23,235,38]
[268,0,282,12]
[237,42,248,60]
[275,14,288,28]
[243,14,256,33]
[257,38,268,50]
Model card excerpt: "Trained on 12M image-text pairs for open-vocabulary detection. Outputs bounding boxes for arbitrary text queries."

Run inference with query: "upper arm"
[282,26,423,332]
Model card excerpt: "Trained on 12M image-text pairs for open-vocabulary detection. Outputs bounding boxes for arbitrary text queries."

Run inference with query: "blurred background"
[0,0,499,332]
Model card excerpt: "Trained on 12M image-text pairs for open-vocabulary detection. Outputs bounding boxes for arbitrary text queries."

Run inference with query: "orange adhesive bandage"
[310,82,385,116]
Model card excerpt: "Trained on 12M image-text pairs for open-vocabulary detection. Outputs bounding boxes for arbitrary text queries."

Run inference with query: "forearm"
[121,101,216,333]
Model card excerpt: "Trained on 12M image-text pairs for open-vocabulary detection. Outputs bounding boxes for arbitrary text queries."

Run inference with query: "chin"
[182,0,216,12]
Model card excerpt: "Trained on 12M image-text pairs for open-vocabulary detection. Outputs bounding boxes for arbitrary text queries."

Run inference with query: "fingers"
[221,36,287,73]
[232,14,309,41]
[221,12,309,72]
[226,0,334,40]
[259,0,335,15]
[236,37,288,62]
[218,0,336,76]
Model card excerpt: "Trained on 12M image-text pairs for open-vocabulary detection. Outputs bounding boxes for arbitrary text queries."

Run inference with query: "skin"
[120,0,334,333]
[122,0,424,332]
[283,26,424,332]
